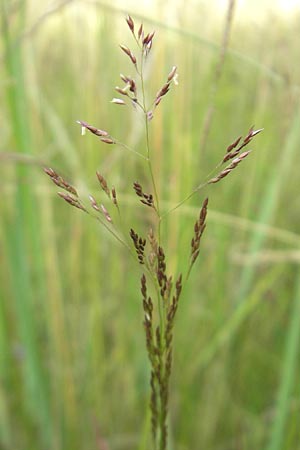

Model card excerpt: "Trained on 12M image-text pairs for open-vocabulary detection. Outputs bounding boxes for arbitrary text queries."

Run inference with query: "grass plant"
[1,2,300,450]
[44,16,262,450]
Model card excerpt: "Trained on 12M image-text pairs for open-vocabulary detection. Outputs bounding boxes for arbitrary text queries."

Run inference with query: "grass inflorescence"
[44,15,262,450]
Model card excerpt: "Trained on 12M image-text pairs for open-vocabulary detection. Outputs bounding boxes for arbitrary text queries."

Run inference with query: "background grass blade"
[265,269,300,450]
[1,1,300,449]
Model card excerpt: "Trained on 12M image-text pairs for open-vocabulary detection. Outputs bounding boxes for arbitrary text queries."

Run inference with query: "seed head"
[126,15,135,33]
[76,120,109,137]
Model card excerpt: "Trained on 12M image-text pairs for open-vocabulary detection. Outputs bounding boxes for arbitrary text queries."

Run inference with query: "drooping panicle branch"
[187,197,209,279]
[44,167,78,196]
[57,192,87,212]
[133,181,155,209]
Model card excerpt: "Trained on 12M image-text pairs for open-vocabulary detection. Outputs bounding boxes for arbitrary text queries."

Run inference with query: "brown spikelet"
[126,15,134,33]
[226,135,242,153]
[111,186,118,207]
[143,31,155,46]
[167,66,177,81]
[133,181,143,197]
[138,23,143,40]
[156,82,170,100]
[77,120,109,137]
[129,79,137,97]
[96,172,110,197]
[100,137,115,144]
[154,66,178,108]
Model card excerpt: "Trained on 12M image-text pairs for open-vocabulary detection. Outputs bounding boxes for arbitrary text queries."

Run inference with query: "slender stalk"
[265,269,300,450]
[162,182,207,217]
[116,139,148,160]
[139,48,162,244]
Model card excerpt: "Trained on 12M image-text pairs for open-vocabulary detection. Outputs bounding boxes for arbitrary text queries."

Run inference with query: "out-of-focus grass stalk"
[1,0,51,445]
[0,275,10,445]
[199,0,236,153]
[188,265,282,375]
[265,269,300,450]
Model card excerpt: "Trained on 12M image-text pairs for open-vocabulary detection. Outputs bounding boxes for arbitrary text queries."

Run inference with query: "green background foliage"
[1,1,300,449]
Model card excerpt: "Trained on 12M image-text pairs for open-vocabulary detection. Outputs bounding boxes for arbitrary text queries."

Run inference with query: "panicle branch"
[133,181,155,209]
[190,197,208,266]
[207,127,263,185]
[222,126,263,163]
[57,192,87,212]
[44,167,78,196]
[130,229,146,264]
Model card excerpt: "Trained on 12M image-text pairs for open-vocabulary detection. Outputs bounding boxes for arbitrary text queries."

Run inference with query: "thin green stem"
[145,117,162,242]
[93,214,131,252]
[139,50,165,359]
[162,182,207,218]
[139,50,162,238]
[115,139,148,160]
[185,262,194,283]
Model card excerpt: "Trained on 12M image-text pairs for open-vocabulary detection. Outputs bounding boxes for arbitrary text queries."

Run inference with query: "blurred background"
[1,0,300,449]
